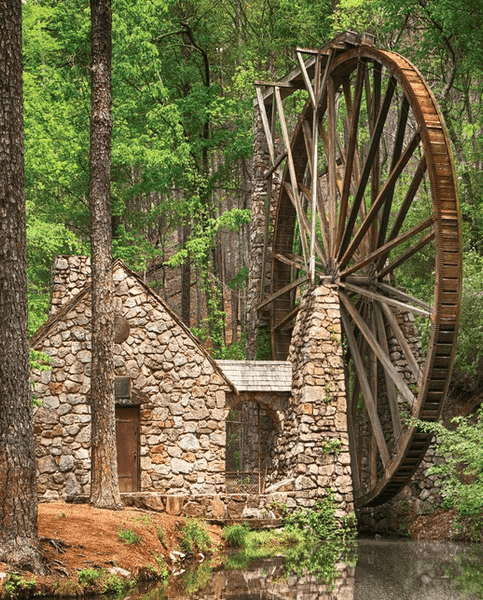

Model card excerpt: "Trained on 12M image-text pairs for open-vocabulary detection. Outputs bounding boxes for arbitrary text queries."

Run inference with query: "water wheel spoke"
[376,156,427,270]
[378,301,423,385]
[327,76,338,255]
[377,95,411,248]
[340,291,416,409]
[301,120,330,260]
[275,87,310,266]
[377,283,432,312]
[337,61,367,250]
[374,303,403,442]
[377,228,435,279]
[338,76,397,260]
[340,282,431,319]
[340,216,434,279]
[338,130,421,269]
[341,304,390,468]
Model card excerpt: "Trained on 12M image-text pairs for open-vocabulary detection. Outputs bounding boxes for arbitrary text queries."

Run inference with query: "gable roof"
[217,360,292,392]
[30,259,237,393]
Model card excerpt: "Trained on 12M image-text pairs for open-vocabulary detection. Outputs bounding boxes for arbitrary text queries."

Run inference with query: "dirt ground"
[0,503,223,591]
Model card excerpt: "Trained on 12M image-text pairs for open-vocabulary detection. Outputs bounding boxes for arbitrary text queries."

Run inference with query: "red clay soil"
[0,503,223,593]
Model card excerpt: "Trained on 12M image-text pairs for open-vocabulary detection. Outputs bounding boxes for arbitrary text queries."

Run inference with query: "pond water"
[137,538,483,600]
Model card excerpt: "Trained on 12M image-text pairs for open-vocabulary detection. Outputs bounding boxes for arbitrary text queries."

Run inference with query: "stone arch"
[224,392,288,493]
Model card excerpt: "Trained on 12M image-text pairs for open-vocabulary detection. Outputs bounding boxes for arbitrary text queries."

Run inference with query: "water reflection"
[137,539,483,600]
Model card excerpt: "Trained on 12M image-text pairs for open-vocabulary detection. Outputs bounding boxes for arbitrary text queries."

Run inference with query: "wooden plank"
[340,305,391,468]
[338,130,421,269]
[340,291,417,408]
[264,151,287,178]
[340,216,434,278]
[340,281,431,318]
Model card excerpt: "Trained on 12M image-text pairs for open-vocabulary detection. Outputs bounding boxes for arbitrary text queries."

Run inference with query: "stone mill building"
[30,256,354,518]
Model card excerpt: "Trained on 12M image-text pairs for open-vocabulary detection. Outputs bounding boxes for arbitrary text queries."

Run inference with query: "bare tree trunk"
[89,0,122,509]
[0,0,44,572]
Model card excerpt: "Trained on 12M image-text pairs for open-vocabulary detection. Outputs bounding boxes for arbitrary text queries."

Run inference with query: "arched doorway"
[225,401,277,494]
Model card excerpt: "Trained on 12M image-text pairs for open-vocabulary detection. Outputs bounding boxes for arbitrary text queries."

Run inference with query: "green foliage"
[453,252,483,373]
[131,514,151,527]
[77,568,133,596]
[416,408,483,538]
[77,568,104,587]
[255,328,272,360]
[223,523,251,548]
[283,493,356,542]
[179,519,212,556]
[4,574,37,599]
[152,552,169,581]
[320,438,342,454]
[156,525,165,545]
[117,528,142,545]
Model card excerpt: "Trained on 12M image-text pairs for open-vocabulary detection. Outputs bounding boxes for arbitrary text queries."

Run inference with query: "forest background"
[25,0,483,373]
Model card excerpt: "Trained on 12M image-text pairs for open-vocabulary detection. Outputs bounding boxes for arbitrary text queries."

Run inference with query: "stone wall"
[32,261,231,501]
[268,284,354,515]
[245,104,281,359]
[49,255,91,318]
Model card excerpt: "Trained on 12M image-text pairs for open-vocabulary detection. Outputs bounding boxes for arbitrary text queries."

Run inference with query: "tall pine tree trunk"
[0,0,44,572]
[89,0,122,509]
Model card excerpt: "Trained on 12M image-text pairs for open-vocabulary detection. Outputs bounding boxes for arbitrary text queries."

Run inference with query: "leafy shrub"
[4,574,36,598]
[77,568,104,587]
[179,519,212,556]
[117,528,142,545]
[283,492,356,541]
[223,523,251,547]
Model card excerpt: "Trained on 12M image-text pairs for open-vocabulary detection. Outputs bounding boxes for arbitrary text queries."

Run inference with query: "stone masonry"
[268,284,354,515]
[31,259,232,501]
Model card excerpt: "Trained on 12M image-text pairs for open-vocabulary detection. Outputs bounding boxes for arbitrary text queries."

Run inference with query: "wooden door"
[115,406,139,492]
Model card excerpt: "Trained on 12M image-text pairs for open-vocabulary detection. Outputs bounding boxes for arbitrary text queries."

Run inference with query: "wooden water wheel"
[255,32,462,507]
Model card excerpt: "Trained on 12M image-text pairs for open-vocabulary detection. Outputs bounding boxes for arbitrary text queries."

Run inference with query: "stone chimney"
[49,255,91,318]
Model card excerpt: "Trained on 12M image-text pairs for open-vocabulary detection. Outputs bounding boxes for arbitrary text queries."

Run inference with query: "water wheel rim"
[269,45,462,507]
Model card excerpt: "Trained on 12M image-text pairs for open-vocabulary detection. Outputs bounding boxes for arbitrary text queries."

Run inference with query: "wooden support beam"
[257,274,310,311]
[275,87,309,267]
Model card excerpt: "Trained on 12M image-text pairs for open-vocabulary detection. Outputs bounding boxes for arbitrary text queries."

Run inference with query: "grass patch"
[179,519,212,556]
[117,528,142,545]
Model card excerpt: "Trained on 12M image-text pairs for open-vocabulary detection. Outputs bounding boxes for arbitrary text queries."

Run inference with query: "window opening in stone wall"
[114,377,131,401]
[225,401,276,494]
